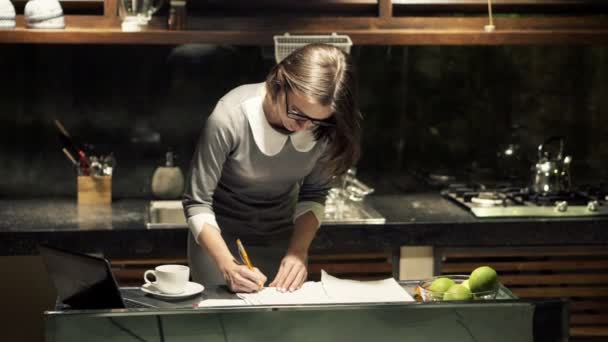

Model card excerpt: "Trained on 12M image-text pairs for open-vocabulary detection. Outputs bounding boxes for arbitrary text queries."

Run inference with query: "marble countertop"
[0,194,474,232]
[1,194,607,256]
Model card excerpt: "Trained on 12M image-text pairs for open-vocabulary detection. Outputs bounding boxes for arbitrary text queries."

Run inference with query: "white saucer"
[141,282,205,299]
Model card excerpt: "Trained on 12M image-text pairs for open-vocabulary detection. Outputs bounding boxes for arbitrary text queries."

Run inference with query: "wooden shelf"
[393,0,608,14]
[0,15,607,45]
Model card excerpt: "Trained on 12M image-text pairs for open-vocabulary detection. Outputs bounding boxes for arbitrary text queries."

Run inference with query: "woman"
[183,43,361,293]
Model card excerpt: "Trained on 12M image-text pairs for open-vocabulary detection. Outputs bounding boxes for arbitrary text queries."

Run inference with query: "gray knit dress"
[183,83,332,285]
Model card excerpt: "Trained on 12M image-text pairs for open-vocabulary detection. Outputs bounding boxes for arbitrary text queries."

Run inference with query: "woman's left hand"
[270,252,308,292]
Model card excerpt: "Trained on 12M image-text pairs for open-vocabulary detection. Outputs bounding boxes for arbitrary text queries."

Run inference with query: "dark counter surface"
[0,194,470,232]
[1,194,607,256]
[0,199,147,232]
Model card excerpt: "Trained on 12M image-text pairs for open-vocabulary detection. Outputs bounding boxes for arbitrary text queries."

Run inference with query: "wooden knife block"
[77,176,112,205]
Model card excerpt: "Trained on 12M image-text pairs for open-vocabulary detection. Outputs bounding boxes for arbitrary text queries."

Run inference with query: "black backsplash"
[0,44,606,198]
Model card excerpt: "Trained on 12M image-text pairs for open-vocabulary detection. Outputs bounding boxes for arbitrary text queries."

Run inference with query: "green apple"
[469,266,498,293]
[429,277,455,295]
[443,284,473,301]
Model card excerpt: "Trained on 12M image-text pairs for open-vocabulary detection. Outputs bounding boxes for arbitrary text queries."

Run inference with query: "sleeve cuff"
[187,213,220,245]
[294,201,325,228]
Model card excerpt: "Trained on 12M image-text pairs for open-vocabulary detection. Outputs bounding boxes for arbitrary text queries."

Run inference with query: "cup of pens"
[64,148,115,205]
[76,155,115,205]
[55,119,116,205]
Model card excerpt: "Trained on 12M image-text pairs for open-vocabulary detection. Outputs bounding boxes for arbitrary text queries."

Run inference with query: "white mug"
[144,264,189,294]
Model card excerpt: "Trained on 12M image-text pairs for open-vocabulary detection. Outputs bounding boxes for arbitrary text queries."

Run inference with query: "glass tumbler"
[118,0,164,31]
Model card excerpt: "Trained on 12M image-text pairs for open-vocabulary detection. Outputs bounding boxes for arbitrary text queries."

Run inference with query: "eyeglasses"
[284,87,336,127]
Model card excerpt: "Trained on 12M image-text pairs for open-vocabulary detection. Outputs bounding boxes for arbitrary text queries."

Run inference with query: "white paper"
[197,299,248,307]
[237,270,414,305]
[239,281,333,305]
[321,270,414,303]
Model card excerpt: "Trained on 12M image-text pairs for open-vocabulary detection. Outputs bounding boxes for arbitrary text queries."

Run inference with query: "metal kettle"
[531,136,572,194]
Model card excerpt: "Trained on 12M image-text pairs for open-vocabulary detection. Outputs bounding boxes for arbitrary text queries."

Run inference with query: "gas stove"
[442,183,608,218]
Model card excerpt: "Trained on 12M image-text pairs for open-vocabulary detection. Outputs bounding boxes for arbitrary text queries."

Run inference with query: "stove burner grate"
[527,192,591,206]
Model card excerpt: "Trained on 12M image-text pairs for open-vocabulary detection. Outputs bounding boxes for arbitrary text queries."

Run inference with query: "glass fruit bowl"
[415,275,498,302]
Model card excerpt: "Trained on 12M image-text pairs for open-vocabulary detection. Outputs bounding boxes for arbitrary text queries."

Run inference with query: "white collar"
[242,86,317,156]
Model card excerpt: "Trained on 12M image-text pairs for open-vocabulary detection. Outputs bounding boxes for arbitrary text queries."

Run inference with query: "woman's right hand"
[220,261,267,293]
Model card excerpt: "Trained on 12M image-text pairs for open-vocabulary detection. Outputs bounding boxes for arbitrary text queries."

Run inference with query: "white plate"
[141,281,205,299]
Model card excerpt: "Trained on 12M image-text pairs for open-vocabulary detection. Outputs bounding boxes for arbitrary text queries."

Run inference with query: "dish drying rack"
[324,169,385,224]
[273,32,353,63]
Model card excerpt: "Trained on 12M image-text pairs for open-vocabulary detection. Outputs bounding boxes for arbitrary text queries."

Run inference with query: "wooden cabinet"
[1,0,607,45]
[438,246,608,341]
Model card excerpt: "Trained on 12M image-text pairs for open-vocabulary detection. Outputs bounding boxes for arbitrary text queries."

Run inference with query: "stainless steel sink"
[323,200,386,224]
[146,201,188,229]
[145,200,385,229]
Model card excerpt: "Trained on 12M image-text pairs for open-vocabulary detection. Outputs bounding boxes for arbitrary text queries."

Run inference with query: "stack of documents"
[238,281,332,305]
[237,270,414,305]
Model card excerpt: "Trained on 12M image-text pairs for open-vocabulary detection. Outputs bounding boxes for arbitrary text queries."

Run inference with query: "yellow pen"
[236,238,254,270]
[236,238,263,290]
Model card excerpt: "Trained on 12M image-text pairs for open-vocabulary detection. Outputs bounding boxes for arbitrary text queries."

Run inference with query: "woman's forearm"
[198,224,267,291]
[198,225,236,270]
[287,211,320,256]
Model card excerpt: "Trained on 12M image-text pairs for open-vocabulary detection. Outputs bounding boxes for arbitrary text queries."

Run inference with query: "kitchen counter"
[1,194,608,257]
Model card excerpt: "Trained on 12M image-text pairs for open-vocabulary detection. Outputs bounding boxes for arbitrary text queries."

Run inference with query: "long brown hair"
[265,43,362,176]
